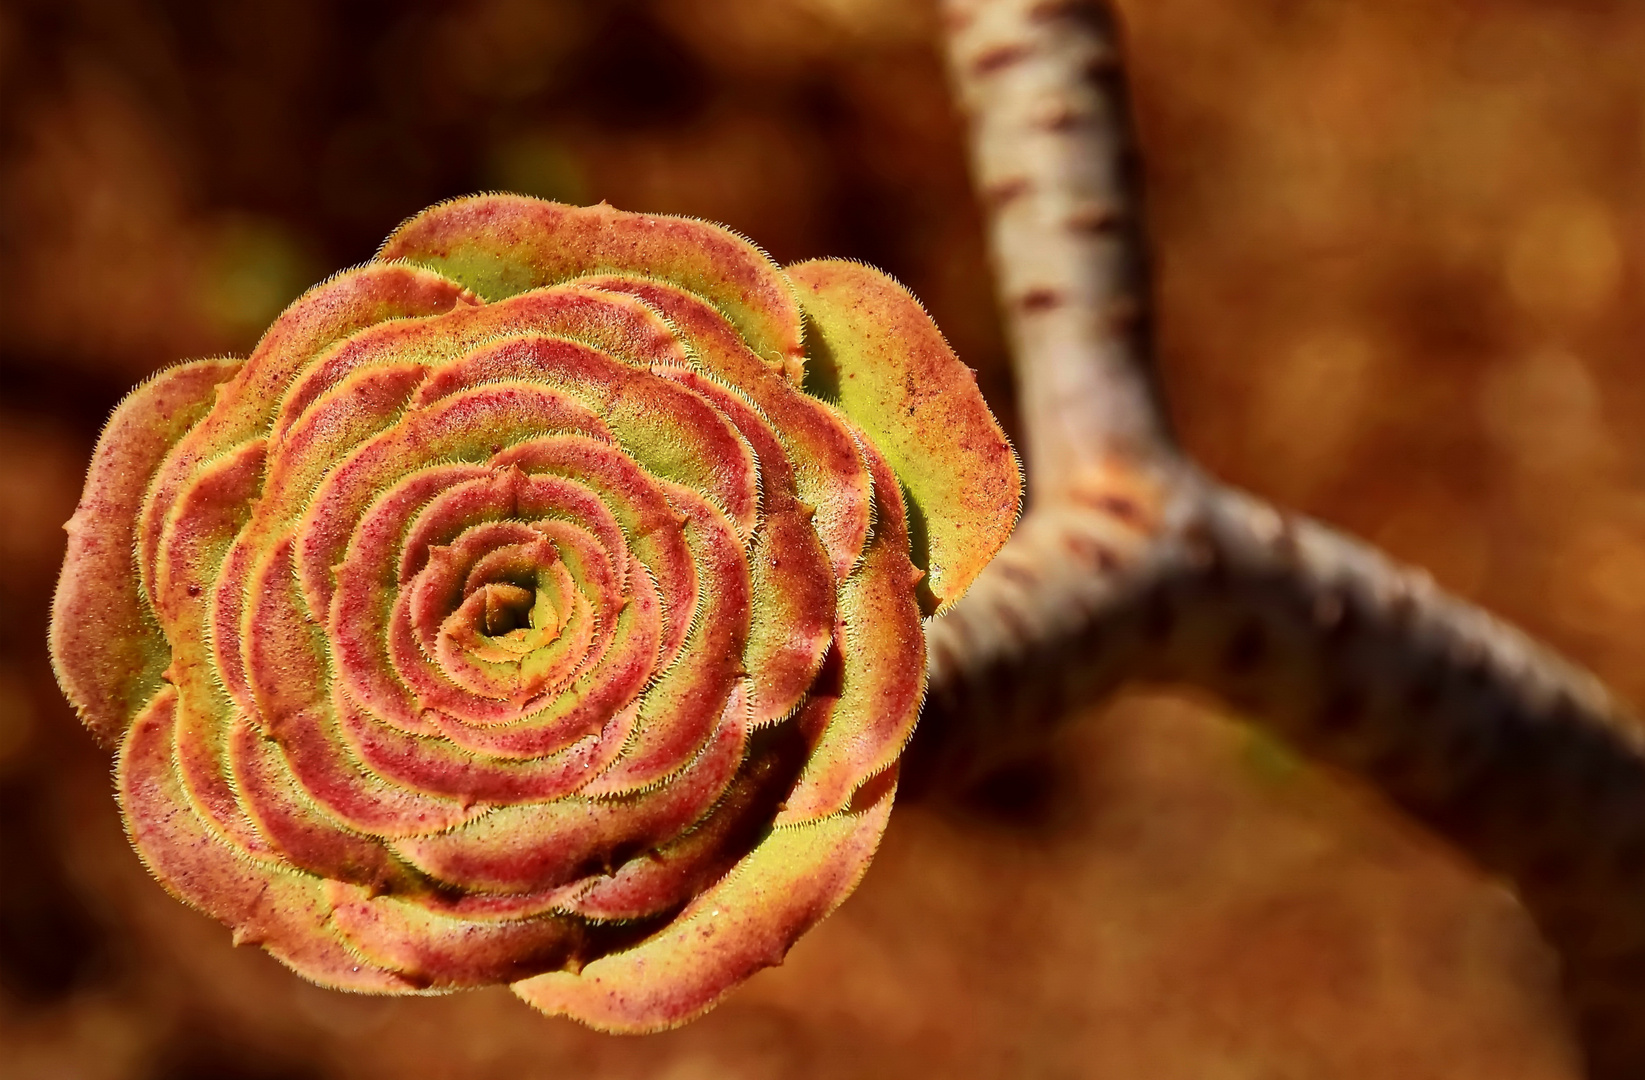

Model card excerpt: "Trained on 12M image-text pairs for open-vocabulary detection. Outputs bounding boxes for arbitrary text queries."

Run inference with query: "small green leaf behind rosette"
[785,259,1022,615]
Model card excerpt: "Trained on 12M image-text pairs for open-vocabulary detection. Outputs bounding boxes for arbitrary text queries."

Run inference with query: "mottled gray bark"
[927,1,1645,1073]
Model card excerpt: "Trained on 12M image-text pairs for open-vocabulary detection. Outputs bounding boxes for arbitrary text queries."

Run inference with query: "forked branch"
[925,0,1645,1073]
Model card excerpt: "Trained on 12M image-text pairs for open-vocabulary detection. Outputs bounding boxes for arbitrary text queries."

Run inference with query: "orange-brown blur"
[1,1,1638,1077]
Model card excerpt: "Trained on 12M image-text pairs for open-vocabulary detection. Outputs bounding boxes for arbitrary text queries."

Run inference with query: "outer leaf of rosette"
[511,775,895,1033]
[785,260,1022,614]
[116,686,417,993]
[51,357,243,746]
[375,194,805,376]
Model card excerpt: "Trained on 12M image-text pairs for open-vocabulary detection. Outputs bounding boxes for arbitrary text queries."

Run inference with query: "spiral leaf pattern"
[50,195,1020,1030]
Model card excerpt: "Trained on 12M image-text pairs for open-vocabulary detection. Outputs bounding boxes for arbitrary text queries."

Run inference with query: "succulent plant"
[49,195,1020,1031]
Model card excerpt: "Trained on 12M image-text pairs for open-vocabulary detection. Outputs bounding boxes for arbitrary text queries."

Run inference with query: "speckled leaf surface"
[49,195,1019,1030]
[50,357,242,747]
[787,259,1021,613]
[378,195,804,373]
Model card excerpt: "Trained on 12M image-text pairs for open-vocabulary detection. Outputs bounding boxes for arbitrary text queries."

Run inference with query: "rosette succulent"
[50,195,1019,1030]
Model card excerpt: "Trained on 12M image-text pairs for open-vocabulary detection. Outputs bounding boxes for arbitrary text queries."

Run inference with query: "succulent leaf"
[51,357,243,747]
[787,259,1022,613]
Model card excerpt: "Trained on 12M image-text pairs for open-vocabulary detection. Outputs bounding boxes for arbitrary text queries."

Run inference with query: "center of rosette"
[477,583,534,637]
[442,549,585,699]
[409,521,612,711]
[452,539,573,656]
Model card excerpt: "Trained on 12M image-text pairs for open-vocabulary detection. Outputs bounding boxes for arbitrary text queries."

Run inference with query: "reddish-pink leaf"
[52,357,241,746]
[512,778,896,1032]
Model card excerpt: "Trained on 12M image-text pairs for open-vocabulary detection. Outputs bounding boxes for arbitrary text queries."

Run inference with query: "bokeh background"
[2,0,1640,1077]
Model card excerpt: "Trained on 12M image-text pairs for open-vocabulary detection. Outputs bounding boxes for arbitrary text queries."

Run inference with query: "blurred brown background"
[1,0,1639,1077]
